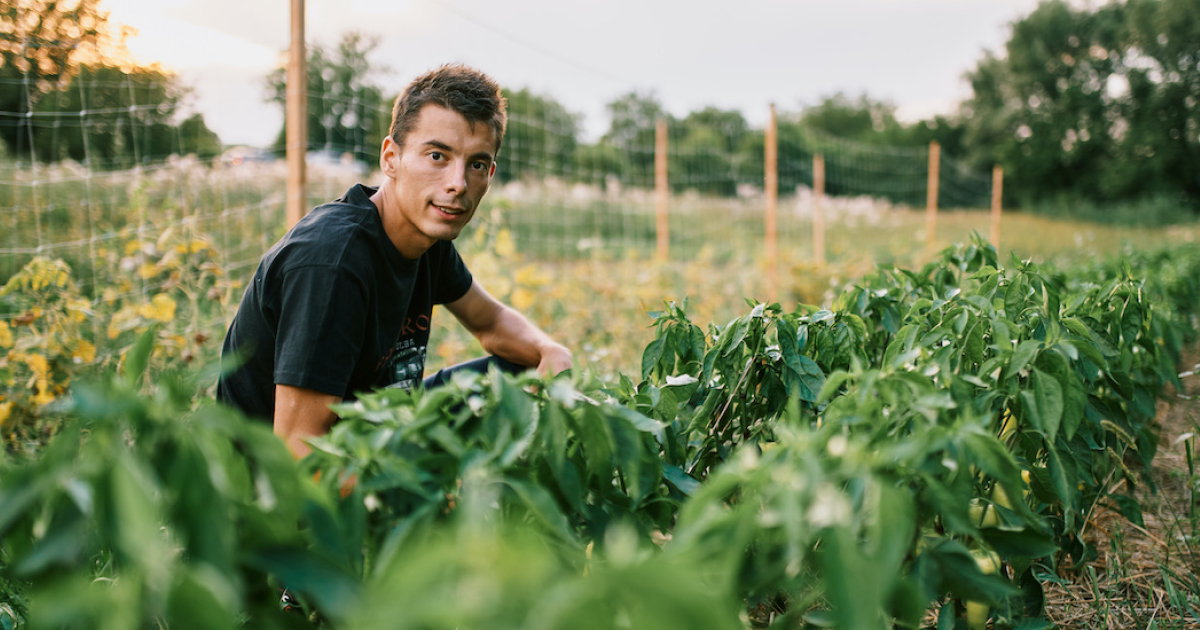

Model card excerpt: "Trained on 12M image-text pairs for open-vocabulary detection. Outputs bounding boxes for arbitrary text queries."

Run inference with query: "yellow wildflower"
[73,340,96,364]
[66,297,91,323]
[107,306,141,339]
[0,401,12,426]
[138,294,177,323]
[515,264,550,287]
[0,321,11,347]
[139,263,161,279]
[495,229,516,258]
[23,353,50,378]
[511,287,536,311]
[32,380,55,406]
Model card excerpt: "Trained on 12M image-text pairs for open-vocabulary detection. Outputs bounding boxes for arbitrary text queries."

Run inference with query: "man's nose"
[444,160,467,194]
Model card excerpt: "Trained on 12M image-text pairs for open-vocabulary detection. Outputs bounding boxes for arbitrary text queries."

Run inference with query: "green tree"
[672,107,749,197]
[798,92,906,145]
[571,141,629,188]
[25,64,219,167]
[178,113,222,159]
[602,91,668,187]
[0,0,221,165]
[266,32,390,165]
[0,0,108,137]
[1109,0,1200,203]
[960,0,1199,210]
[495,88,580,183]
[732,115,809,197]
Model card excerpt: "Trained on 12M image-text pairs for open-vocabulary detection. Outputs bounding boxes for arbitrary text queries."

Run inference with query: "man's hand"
[447,281,573,377]
[537,342,573,378]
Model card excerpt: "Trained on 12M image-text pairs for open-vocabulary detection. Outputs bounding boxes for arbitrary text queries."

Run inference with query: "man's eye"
[472,161,488,170]
[429,152,444,161]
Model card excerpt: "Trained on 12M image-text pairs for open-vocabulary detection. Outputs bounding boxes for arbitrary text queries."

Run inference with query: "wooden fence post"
[286,0,307,229]
[765,104,778,294]
[925,140,940,253]
[990,165,1003,250]
[813,153,825,266]
[655,118,669,262]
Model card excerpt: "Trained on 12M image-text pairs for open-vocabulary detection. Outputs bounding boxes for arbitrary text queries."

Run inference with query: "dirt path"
[1044,346,1200,629]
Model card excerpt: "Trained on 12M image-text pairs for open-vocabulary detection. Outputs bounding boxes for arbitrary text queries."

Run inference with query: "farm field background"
[5,0,1200,626]
[4,160,1198,391]
[3,159,1200,629]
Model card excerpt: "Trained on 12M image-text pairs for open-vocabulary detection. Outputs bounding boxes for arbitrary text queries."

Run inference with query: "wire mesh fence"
[1,80,1002,374]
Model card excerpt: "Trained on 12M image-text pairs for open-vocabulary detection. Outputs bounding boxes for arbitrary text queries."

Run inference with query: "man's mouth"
[433,203,466,216]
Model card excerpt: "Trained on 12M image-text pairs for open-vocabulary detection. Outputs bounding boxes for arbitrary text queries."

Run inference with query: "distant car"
[219,146,277,167]
[306,148,369,175]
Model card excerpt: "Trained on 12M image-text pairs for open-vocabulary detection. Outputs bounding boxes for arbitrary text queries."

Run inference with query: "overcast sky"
[103,0,1047,147]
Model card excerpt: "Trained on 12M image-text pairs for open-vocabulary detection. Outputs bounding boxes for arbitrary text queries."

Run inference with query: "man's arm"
[274,384,340,458]
[444,280,572,376]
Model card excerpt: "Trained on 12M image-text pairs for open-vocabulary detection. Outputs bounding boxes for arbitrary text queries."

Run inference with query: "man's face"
[380,104,497,253]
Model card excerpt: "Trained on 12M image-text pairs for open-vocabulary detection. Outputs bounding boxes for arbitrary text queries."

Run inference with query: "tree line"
[0,0,221,167]
[267,0,1198,213]
[3,0,1196,213]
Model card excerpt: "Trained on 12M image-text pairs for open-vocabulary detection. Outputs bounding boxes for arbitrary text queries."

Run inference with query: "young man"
[217,64,571,457]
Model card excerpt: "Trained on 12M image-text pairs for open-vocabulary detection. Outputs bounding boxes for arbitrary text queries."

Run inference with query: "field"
[2,161,1200,629]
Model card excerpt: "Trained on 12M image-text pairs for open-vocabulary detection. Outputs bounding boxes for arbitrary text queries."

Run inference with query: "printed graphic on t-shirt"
[382,314,433,390]
[386,338,427,390]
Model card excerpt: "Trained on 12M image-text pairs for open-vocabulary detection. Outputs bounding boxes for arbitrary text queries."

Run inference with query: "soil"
[1042,345,1200,629]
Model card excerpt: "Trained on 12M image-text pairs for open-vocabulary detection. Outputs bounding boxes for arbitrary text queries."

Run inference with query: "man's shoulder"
[287,186,383,245]
[305,184,378,225]
[257,189,382,276]
[321,183,378,213]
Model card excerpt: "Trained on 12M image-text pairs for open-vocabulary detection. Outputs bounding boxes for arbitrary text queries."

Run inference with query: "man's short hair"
[389,64,508,153]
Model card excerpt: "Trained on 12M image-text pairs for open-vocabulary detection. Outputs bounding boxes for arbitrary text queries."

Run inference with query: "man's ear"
[488,162,497,178]
[379,136,398,176]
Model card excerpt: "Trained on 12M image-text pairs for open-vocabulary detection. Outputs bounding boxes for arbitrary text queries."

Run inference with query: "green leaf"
[1031,368,1063,444]
[962,432,1020,483]
[819,528,886,630]
[110,450,171,574]
[963,321,986,366]
[662,374,700,405]
[1046,445,1077,518]
[501,478,578,545]
[1009,340,1041,378]
[721,316,751,357]
[662,464,700,497]
[165,565,240,629]
[1005,275,1029,319]
[916,538,1018,605]
[247,550,361,623]
[1120,298,1143,344]
[873,485,916,579]
[641,336,666,380]
[613,405,666,442]
[817,371,855,403]
[922,474,975,535]
[0,472,53,537]
[14,511,88,576]
[1037,350,1084,441]
[779,317,826,403]
[1109,493,1145,528]
[786,356,826,404]
[575,406,615,479]
[122,325,159,386]
[979,528,1058,559]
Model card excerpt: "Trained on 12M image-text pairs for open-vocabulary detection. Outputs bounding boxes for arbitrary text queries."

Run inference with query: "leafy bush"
[2,239,1199,629]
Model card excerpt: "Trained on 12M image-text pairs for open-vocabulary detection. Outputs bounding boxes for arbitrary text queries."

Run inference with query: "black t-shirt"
[216,183,474,421]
